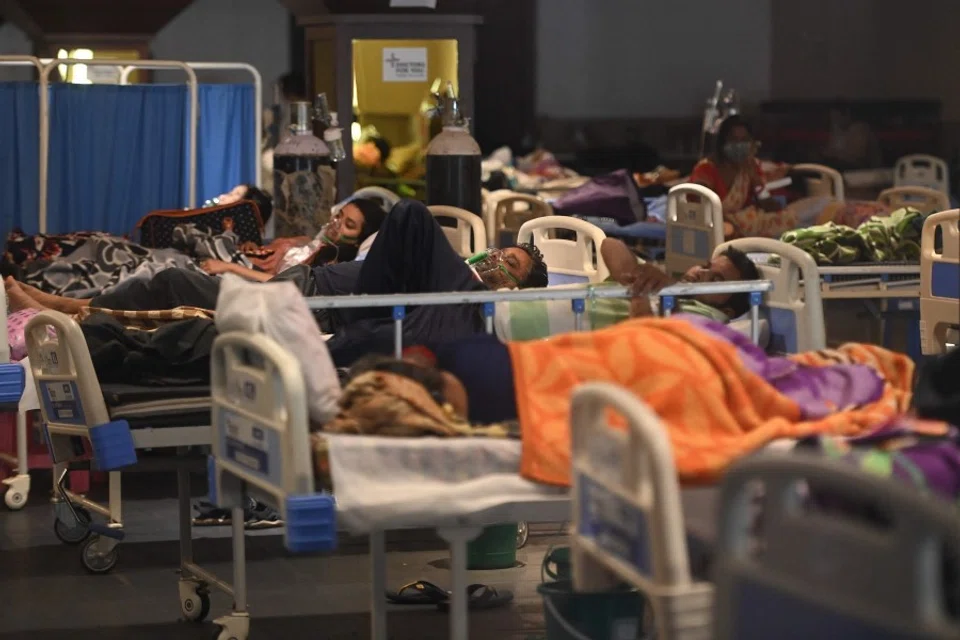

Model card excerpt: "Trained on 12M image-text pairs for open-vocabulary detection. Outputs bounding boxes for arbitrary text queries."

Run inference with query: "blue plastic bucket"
[537,580,645,640]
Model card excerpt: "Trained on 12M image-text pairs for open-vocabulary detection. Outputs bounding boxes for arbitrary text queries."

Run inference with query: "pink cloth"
[7,309,43,361]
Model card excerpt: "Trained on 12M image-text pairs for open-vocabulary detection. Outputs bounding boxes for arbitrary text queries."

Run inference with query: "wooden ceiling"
[278,0,481,19]
[0,0,195,39]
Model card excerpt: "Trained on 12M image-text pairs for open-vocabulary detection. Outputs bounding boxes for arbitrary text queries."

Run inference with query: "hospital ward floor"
[0,472,720,639]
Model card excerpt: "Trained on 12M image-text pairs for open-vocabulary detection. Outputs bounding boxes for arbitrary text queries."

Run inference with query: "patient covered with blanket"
[320,316,958,505]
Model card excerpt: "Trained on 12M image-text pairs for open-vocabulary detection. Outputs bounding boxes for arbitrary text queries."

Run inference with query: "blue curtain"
[191,84,257,203]
[0,83,40,237]
[47,84,188,235]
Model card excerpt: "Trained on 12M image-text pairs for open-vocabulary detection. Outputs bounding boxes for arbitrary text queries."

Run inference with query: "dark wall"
[472,0,536,153]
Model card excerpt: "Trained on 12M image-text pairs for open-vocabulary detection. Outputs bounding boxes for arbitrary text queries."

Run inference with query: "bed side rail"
[570,382,713,639]
[208,331,335,553]
[714,453,960,639]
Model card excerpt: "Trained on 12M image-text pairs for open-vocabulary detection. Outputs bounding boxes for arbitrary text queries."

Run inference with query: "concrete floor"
[0,471,566,640]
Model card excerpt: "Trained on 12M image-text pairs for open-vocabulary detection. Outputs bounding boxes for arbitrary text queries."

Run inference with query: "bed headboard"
[792,163,845,202]
[878,186,950,214]
[517,215,609,285]
[895,154,950,195]
[665,184,725,281]
[428,205,485,258]
[920,209,959,354]
[716,238,826,353]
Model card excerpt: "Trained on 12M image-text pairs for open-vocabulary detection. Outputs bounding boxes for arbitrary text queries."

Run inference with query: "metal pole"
[0,57,46,234]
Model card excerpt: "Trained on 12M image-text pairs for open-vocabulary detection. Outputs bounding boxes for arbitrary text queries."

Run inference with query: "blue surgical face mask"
[723,141,753,163]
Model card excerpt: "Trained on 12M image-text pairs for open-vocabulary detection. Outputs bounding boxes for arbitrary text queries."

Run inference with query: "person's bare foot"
[4,277,44,312]
[7,276,86,314]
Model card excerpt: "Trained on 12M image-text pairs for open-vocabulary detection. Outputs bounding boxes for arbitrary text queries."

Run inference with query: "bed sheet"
[323,434,568,533]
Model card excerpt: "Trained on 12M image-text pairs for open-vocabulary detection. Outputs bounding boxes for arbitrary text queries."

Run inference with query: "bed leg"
[231,505,248,613]
[438,526,483,640]
[108,471,122,525]
[369,529,387,640]
[177,466,194,566]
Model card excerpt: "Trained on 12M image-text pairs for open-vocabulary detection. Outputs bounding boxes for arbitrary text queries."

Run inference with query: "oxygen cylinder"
[272,101,336,238]
[425,82,482,217]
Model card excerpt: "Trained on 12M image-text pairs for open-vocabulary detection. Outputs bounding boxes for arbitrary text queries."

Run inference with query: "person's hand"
[238,241,259,253]
[626,263,674,297]
[200,259,235,275]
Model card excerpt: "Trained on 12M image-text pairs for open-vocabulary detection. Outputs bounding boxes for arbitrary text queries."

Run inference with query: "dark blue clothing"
[432,333,517,425]
[321,200,487,366]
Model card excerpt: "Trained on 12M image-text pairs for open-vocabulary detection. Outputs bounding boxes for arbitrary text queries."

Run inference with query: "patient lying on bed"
[5,201,549,365]
[328,315,926,490]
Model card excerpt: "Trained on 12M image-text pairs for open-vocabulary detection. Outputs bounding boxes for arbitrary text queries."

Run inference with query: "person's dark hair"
[367,136,392,165]
[242,185,273,224]
[348,197,388,244]
[279,73,306,101]
[720,246,762,318]
[714,115,752,164]
[348,353,446,403]
[516,242,549,289]
[309,197,388,266]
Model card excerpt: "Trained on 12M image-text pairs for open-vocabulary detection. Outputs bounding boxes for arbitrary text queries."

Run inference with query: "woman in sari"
[691,116,889,239]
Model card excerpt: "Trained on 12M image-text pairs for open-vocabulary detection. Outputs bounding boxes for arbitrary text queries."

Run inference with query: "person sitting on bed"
[5,201,549,356]
[200,197,388,281]
[691,115,890,238]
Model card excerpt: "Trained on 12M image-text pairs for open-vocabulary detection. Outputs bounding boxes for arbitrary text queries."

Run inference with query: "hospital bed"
[205,273,834,640]
[568,384,960,639]
[919,209,960,354]
[0,287,29,510]
[428,205,486,258]
[665,184,725,281]
[517,216,609,285]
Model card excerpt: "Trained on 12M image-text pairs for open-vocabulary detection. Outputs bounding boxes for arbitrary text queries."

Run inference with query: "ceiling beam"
[0,0,45,46]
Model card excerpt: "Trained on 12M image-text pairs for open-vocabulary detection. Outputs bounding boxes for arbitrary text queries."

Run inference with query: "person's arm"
[200,259,272,282]
[600,238,642,284]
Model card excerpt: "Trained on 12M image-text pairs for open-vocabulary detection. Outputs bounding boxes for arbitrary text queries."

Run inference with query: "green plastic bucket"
[537,580,645,640]
[466,523,518,570]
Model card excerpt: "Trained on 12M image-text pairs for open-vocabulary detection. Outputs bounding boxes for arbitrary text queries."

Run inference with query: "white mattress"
[324,434,569,533]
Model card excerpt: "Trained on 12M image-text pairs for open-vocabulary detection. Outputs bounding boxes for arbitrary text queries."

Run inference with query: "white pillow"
[215,274,341,424]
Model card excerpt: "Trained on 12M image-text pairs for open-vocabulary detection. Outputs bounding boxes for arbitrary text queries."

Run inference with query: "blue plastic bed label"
[219,409,282,486]
[576,472,652,576]
[40,380,86,426]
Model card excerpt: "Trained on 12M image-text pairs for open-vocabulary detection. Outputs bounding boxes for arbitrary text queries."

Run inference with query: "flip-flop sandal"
[192,502,232,527]
[437,584,514,612]
[386,580,450,605]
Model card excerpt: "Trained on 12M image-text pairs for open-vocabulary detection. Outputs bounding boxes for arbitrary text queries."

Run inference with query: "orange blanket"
[508,318,915,487]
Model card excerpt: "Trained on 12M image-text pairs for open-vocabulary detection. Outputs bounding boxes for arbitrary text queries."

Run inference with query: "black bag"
[135,201,265,249]
[269,264,319,296]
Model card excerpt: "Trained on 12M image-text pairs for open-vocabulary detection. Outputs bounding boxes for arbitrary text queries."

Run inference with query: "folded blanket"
[510,317,918,486]
[780,207,922,265]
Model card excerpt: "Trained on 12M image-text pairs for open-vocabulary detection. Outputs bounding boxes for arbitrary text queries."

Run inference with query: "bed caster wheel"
[516,521,529,549]
[180,581,211,622]
[4,490,26,510]
[213,613,249,640]
[81,535,119,574]
[54,506,91,545]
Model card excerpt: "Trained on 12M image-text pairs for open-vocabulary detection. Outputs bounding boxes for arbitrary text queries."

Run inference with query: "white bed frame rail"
[570,383,713,640]
[919,209,960,354]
